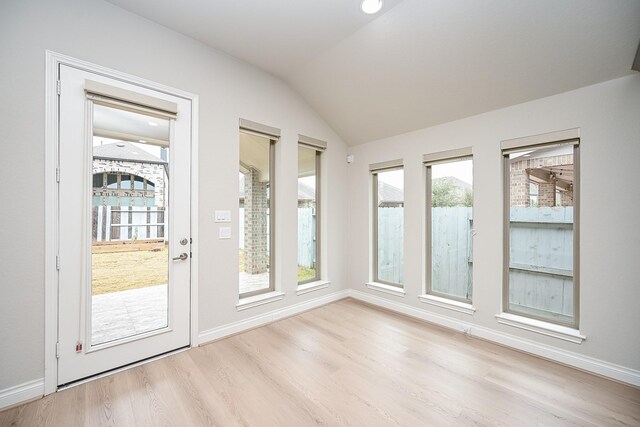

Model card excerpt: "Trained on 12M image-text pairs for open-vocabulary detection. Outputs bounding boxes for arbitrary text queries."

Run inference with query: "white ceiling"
[107,0,640,145]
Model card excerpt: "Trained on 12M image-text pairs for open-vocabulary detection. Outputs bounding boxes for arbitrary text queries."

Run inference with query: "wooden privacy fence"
[297,207,317,268]
[239,207,316,268]
[378,206,473,290]
[378,205,573,321]
[431,207,473,299]
[377,207,404,283]
[509,207,573,320]
[92,206,166,242]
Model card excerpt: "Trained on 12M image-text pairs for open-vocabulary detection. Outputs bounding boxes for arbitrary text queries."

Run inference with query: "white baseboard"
[5,288,637,411]
[198,290,350,345]
[0,379,44,411]
[348,290,640,387]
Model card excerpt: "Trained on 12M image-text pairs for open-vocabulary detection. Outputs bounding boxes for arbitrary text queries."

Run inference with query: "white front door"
[57,65,191,386]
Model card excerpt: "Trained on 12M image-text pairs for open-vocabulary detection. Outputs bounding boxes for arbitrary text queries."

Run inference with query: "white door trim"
[44,50,199,395]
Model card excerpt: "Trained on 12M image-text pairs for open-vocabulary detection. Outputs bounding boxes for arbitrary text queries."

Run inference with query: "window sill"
[236,291,285,311]
[366,282,405,297]
[297,280,330,296]
[418,294,476,315]
[495,312,586,344]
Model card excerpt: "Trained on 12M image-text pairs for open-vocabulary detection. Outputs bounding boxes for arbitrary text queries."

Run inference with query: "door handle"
[172,252,189,261]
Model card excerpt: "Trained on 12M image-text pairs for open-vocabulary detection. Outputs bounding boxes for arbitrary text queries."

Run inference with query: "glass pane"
[107,174,118,189]
[91,103,170,346]
[147,180,155,191]
[376,169,404,285]
[297,146,318,283]
[121,174,132,190]
[93,173,103,188]
[507,143,574,324]
[239,132,271,295]
[134,175,145,190]
[430,159,473,301]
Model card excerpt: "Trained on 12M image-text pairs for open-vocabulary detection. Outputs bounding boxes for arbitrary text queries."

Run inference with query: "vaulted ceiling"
[107,0,640,145]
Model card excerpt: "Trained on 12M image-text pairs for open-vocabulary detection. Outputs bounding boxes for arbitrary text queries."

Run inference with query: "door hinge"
[55,167,60,183]
[56,342,60,359]
[56,80,61,96]
[56,255,60,270]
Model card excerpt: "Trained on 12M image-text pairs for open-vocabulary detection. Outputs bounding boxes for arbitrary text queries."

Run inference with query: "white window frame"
[297,135,325,286]
[501,129,580,329]
[370,160,404,289]
[239,121,279,299]
[424,148,474,305]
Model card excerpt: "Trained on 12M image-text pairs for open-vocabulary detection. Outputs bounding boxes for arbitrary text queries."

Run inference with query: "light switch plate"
[219,227,231,239]
[215,210,231,223]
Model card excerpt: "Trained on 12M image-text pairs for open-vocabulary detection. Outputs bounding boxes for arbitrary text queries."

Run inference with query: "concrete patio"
[91,284,168,345]
[91,277,269,345]
[239,271,270,295]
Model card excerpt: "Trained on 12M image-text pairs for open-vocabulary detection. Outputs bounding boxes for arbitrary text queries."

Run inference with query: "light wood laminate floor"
[2,298,639,426]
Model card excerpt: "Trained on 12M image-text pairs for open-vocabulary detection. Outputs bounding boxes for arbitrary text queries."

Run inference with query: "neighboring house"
[509,145,574,207]
[92,141,167,208]
[91,141,168,242]
[377,181,404,207]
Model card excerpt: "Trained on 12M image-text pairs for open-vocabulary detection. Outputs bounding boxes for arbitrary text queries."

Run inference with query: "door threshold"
[57,345,190,391]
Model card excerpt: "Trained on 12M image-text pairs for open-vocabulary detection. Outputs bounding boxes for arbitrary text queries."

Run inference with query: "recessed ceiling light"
[361,0,382,14]
[148,121,158,127]
[139,140,147,143]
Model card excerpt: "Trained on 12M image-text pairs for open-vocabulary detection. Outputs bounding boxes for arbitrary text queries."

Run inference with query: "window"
[107,173,118,189]
[425,149,473,303]
[297,135,325,285]
[371,161,404,287]
[503,132,579,327]
[92,172,156,207]
[239,122,278,298]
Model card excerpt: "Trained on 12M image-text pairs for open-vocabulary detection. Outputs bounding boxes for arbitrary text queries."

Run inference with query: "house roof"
[378,181,404,205]
[93,141,166,164]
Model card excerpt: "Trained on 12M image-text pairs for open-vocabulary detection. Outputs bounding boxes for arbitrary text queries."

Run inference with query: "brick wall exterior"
[243,167,269,275]
[510,154,573,207]
[92,159,167,207]
[510,160,531,207]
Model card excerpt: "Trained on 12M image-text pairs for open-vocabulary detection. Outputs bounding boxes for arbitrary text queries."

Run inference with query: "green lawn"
[297,266,317,282]
[92,246,168,295]
[240,249,316,282]
[93,247,318,296]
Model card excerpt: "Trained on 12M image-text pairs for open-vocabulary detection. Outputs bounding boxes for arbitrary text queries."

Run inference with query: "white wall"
[0,0,348,391]
[1,0,638,399]
[347,75,640,371]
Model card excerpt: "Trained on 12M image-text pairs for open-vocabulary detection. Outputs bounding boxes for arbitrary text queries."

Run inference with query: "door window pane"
[298,145,319,284]
[374,168,404,286]
[506,142,577,326]
[428,159,473,302]
[91,103,170,346]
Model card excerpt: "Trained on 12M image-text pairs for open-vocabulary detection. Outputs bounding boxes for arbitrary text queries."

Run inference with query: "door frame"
[44,51,199,395]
